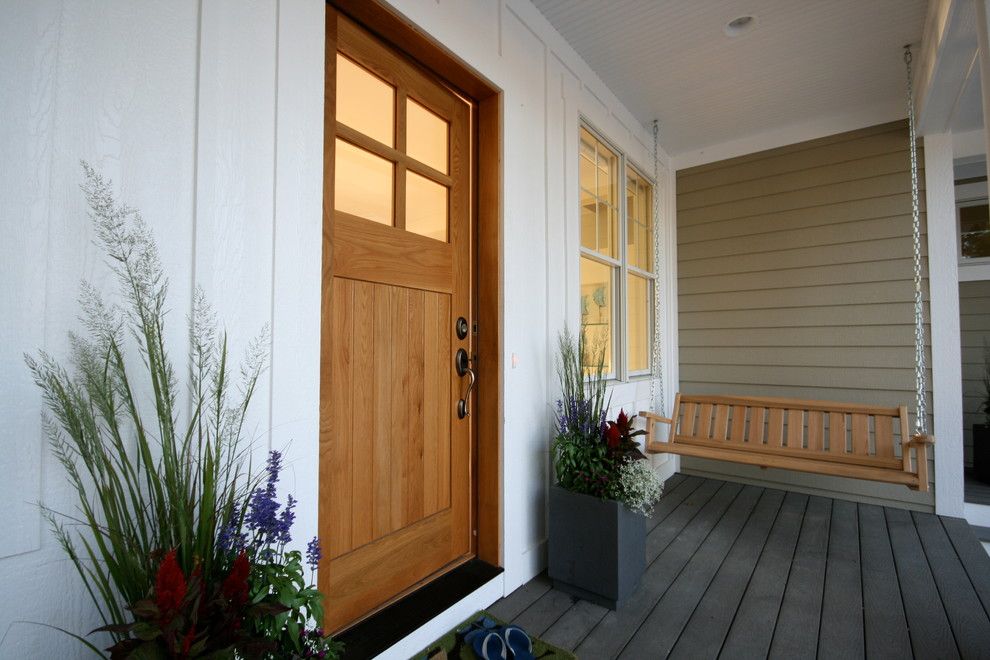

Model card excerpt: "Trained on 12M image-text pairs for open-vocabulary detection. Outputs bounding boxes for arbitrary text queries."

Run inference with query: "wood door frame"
[325,0,503,569]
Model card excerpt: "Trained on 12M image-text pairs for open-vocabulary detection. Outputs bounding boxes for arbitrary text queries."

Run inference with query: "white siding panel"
[194,0,277,460]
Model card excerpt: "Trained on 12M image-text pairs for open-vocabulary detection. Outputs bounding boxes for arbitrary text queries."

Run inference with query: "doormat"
[413,611,577,660]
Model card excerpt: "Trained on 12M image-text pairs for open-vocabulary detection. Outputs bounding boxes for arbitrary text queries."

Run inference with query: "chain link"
[650,120,665,414]
[904,45,928,436]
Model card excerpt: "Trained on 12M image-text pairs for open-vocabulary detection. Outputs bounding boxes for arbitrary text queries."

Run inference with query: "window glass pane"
[580,127,618,259]
[407,98,448,173]
[406,171,448,241]
[597,204,617,259]
[580,257,614,375]
[960,203,990,259]
[334,138,393,226]
[581,204,596,251]
[626,170,653,271]
[627,274,651,373]
[336,53,395,147]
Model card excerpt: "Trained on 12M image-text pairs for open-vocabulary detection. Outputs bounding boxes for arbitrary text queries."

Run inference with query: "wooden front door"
[320,11,474,632]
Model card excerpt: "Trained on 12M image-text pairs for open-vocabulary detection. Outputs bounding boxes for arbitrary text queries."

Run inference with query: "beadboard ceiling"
[532,0,929,156]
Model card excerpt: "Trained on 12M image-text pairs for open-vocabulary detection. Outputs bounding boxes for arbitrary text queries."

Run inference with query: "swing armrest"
[639,410,673,425]
[639,410,673,450]
[908,434,934,445]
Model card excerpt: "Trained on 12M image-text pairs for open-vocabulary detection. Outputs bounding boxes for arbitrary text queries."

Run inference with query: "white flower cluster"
[618,459,664,516]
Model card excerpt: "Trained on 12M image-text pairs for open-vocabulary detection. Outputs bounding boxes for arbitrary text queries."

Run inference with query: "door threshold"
[337,559,503,659]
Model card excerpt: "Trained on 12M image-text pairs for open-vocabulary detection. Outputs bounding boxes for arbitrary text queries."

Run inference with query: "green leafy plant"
[550,327,662,514]
[25,163,270,653]
[218,451,342,659]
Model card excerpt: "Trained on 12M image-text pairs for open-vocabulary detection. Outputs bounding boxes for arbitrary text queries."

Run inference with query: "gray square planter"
[547,485,646,609]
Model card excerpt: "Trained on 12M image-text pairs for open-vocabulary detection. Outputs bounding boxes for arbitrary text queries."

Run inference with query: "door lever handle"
[455,348,475,418]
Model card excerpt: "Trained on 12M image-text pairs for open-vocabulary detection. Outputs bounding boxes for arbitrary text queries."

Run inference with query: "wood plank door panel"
[321,10,473,632]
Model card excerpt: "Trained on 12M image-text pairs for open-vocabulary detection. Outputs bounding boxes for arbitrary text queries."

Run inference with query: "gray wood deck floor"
[489,474,990,659]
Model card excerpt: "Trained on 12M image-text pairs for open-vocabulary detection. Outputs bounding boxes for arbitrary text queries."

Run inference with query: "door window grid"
[333,52,451,242]
[579,124,657,381]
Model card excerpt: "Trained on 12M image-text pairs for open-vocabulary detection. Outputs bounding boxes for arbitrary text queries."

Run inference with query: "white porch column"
[924,133,964,516]
[975,0,990,163]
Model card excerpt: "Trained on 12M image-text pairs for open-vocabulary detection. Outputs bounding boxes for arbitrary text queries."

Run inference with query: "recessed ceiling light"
[724,15,756,37]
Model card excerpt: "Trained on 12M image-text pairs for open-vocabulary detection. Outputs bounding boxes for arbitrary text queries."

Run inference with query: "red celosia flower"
[605,423,621,449]
[181,625,196,655]
[222,550,251,605]
[155,549,187,616]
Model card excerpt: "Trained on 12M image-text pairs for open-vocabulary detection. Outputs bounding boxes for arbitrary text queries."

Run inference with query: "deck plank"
[669,489,786,660]
[496,474,989,659]
[718,491,808,659]
[941,516,990,620]
[576,481,744,659]
[646,477,722,561]
[817,499,865,659]
[767,495,831,660]
[885,507,959,659]
[487,574,551,622]
[619,485,765,658]
[540,598,608,651]
[912,511,990,658]
[512,588,576,637]
[857,504,912,660]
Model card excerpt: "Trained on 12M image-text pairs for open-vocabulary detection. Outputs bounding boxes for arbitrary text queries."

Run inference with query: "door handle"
[455,348,475,419]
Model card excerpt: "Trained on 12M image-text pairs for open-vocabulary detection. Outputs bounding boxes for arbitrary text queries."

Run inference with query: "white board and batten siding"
[961,280,990,467]
[0,0,678,657]
[676,121,935,511]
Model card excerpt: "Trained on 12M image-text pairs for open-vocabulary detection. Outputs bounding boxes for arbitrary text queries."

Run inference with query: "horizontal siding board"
[680,216,923,261]
[680,365,920,391]
[678,195,924,244]
[678,150,913,210]
[678,172,924,227]
[676,120,934,504]
[679,304,917,330]
[679,282,926,312]
[679,237,919,277]
[677,122,909,187]
[679,346,915,369]
[679,259,920,295]
[679,326,929,348]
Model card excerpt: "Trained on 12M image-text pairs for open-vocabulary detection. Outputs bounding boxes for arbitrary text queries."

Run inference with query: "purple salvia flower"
[306,536,322,570]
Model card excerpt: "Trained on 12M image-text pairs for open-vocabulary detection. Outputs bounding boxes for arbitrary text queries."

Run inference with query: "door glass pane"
[336,53,394,147]
[580,256,614,375]
[960,202,990,259]
[626,170,653,271]
[334,138,393,226]
[407,98,448,173]
[627,274,651,373]
[406,171,448,241]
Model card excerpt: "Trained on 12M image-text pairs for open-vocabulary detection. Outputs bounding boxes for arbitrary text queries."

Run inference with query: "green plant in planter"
[550,328,662,513]
[26,164,341,658]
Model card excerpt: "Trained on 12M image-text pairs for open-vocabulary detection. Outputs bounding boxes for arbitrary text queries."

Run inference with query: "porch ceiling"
[532,0,929,155]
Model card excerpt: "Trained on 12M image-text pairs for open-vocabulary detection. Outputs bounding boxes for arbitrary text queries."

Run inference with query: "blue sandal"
[500,624,534,660]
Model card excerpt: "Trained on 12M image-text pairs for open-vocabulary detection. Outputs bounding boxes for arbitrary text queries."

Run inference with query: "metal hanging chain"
[903,45,929,436]
[650,119,666,414]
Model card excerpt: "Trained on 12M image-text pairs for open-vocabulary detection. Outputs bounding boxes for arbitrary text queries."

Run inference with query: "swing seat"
[641,393,933,492]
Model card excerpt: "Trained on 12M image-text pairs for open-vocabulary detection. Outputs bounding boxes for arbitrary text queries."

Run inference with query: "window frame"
[578,120,657,382]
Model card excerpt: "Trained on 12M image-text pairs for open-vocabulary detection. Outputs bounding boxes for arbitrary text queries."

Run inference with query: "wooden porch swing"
[641,46,935,492]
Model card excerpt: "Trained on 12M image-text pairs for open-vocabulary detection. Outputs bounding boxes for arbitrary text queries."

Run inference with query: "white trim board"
[926,133,966,516]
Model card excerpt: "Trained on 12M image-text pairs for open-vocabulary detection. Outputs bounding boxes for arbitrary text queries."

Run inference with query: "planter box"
[975,424,990,484]
[547,485,645,609]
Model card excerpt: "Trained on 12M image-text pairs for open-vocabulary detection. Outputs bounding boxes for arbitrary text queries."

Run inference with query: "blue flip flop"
[500,624,534,660]
[471,630,507,660]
